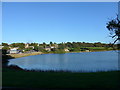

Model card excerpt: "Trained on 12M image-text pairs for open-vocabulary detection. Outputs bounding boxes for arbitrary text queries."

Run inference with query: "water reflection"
[8,51,119,72]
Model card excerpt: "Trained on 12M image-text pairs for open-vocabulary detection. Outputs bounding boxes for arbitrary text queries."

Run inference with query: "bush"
[54,49,66,54]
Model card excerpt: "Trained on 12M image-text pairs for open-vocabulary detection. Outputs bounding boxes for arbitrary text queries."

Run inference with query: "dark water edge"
[6,65,120,73]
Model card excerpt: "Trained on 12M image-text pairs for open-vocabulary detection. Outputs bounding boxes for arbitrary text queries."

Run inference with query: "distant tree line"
[1,42,118,53]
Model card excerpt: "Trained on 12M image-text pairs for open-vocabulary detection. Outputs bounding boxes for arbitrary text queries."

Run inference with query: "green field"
[86,47,106,49]
[81,47,114,51]
[2,68,120,89]
[84,47,111,49]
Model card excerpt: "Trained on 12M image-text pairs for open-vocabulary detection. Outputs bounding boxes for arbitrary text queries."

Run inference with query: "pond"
[8,50,119,72]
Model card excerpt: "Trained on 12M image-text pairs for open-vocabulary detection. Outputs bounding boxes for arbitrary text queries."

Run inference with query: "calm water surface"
[8,50,119,72]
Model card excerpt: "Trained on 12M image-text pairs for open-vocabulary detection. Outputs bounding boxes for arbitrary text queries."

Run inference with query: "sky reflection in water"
[8,51,119,72]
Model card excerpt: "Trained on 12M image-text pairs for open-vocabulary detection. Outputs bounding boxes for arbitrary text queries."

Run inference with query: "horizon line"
[1,41,113,44]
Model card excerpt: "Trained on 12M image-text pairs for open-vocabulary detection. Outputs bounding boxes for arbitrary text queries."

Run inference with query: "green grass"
[81,47,114,51]
[86,47,106,49]
[3,68,120,89]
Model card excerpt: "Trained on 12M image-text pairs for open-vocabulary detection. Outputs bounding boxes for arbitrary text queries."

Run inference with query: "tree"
[10,43,25,48]
[34,46,39,51]
[24,47,33,51]
[2,49,8,55]
[94,42,102,47]
[106,15,120,44]
[106,15,120,49]
[2,43,10,51]
[2,43,9,46]
[2,46,10,50]
[50,41,53,45]
[58,43,65,49]
[43,42,46,48]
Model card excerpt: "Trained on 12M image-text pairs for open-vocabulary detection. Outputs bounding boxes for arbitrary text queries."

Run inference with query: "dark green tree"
[58,43,65,49]
[106,15,120,49]
[2,43,9,46]
[34,46,39,51]
[43,42,46,48]
[2,46,10,50]
[50,41,53,45]
[106,15,120,44]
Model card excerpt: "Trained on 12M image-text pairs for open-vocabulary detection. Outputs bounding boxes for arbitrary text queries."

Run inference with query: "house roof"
[10,47,19,50]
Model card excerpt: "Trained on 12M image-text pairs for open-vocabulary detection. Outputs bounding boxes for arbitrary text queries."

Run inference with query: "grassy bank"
[2,67,120,89]
[8,52,42,58]
[82,47,113,51]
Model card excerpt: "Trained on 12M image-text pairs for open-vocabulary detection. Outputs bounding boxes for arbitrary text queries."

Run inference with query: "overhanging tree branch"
[106,15,120,49]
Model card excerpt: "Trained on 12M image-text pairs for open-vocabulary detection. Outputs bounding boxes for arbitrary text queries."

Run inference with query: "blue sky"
[2,2,118,44]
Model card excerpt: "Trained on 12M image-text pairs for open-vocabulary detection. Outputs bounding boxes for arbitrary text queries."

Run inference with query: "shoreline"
[8,52,43,59]
[8,49,115,59]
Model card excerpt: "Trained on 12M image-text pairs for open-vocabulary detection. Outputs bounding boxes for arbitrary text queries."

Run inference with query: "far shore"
[8,49,115,59]
[8,52,43,59]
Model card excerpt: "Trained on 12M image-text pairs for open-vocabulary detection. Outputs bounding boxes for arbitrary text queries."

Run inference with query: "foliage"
[50,41,53,45]
[34,46,39,51]
[24,47,33,51]
[2,43,9,46]
[58,43,66,49]
[1,41,117,53]
[54,49,66,54]
[29,43,38,47]
[10,43,25,49]
[2,49,8,55]
[2,46,10,50]
[106,15,120,44]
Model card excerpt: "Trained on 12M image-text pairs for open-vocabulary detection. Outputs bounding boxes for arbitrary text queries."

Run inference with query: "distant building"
[45,45,59,51]
[85,50,90,52]
[29,46,34,49]
[37,44,39,46]
[50,46,55,49]
[64,48,69,52]
[45,47,51,51]
[9,47,19,54]
[25,43,29,48]
[54,44,58,48]
[25,43,34,49]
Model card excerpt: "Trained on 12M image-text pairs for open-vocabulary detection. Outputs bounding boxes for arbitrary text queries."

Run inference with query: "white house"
[29,46,34,49]
[9,48,19,54]
[50,46,55,48]
[85,50,90,52]
[64,48,69,52]
[25,43,29,48]
[45,47,51,51]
